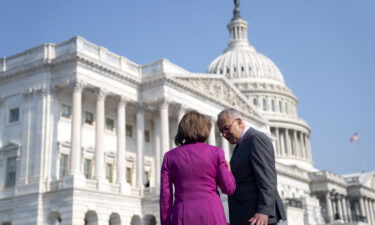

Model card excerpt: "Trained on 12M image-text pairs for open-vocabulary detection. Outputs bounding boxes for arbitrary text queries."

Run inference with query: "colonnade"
[325,192,375,224]
[271,127,312,161]
[67,80,231,190]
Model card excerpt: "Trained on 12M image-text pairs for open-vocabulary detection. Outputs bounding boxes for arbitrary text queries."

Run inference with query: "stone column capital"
[95,87,109,100]
[68,79,86,92]
[116,96,129,106]
[157,97,171,108]
[50,85,63,97]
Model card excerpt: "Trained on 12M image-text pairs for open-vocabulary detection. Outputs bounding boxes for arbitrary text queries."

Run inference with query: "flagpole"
[358,138,364,173]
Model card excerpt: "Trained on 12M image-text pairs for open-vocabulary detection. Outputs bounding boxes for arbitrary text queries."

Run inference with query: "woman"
[160,111,236,225]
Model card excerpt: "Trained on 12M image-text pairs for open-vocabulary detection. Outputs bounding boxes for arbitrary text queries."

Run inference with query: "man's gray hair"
[217,108,243,120]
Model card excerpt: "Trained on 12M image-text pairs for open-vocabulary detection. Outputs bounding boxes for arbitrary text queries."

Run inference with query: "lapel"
[231,128,253,161]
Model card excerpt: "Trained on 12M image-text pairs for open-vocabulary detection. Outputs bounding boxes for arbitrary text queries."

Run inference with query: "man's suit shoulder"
[245,128,270,142]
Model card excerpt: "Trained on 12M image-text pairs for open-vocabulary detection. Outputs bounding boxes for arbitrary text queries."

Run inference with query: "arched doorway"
[108,213,121,225]
[130,215,141,225]
[47,211,61,225]
[84,211,98,225]
[143,215,156,225]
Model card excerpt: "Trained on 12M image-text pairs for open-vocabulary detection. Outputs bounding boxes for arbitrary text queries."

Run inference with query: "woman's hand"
[226,161,231,171]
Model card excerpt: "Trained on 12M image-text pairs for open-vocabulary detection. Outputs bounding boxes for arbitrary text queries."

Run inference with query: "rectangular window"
[84,112,94,125]
[8,107,19,123]
[126,167,132,184]
[126,124,133,137]
[5,157,17,187]
[106,163,113,183]
[59,154,69,179]
[144,130,150,142]
[84,159,92,179]
[144,171,150,187]
[61,104,71,119]
[106,118,114,131]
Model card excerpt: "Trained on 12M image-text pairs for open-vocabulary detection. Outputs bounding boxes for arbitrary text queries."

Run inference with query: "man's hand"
[249,213,268,225]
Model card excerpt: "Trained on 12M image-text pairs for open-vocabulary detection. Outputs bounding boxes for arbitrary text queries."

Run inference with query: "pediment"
[168,74,265,123]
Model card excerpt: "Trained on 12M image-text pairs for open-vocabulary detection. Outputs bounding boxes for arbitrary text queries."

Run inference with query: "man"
[217,108,286,225]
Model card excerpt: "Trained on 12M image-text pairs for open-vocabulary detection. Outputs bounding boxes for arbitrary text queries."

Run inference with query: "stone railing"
[142,58,190,78]
[284,198,304,209]
[309,170,347,185]
[276,162,310,181]
[345,176,360,184]
[0,36,142,78]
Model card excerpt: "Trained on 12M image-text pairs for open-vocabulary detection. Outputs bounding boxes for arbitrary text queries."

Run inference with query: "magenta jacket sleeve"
[216,148,236,195]
[160,154,173,225]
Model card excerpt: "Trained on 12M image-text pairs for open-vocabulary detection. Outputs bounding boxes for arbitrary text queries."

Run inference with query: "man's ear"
[237,118,245,128]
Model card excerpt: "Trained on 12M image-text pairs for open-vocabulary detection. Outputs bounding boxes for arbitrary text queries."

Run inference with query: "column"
[208,118,216,145]
[136,104,145,188]
[326,193,334,222]
[337,196,344,221]
[275,127,280,156]
[307,136,312,161]
[177,104,186,123]
[221,137,230,160]
[341,197,349,222]
[366,198,372,224]
[302,133,307,159]
[116,97,127,184]
[366,198,374,225]
[292,130,297,157]
[18,91,33,184]
[160,99,170,155]
[297,132,303,158]
[154,117,161,192]
[286,129,292,156]
[280,129,285,156]
[95,88,107,180]
[359,197,366,220]
[370,200,375,225]
[346,198,352,222]
[70,81,85,175]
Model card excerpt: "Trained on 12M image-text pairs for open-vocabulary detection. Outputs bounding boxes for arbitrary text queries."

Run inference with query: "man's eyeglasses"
[219,119,236,137]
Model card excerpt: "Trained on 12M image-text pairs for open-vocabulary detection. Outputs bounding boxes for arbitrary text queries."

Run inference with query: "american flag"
[349,132,359,142]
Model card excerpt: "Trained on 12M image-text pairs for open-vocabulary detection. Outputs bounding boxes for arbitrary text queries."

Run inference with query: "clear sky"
[1,0,374,175]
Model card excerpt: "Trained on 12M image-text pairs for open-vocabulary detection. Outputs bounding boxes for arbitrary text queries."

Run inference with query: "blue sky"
[1,0,374,175]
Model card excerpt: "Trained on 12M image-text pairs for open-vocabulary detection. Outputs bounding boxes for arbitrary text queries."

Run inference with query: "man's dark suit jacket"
[229,127,287,225]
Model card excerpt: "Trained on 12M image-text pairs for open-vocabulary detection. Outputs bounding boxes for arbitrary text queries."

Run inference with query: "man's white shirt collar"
[240,126,250,140]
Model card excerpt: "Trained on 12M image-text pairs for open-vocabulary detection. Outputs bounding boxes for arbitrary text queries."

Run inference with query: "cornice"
[0,53,141,90]
[268,117,311,131]
[75,54,141,88]
[164,74,267,125]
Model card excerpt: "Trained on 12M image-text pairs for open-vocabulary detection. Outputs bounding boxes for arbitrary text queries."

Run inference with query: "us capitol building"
[0,3,374,225]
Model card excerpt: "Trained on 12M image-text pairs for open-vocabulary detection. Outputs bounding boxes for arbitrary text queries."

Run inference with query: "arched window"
[271,100,275,112]
[84,211,98,225]
[109,213,121,225]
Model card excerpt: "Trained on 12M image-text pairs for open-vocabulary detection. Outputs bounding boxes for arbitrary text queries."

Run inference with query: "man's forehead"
[218,115,233,124]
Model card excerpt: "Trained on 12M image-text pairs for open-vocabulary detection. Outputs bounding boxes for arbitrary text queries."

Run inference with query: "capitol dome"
[207,15,285,86]
[207,4,315,172]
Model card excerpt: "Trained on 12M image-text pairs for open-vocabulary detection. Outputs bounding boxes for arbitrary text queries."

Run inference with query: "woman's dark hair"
[174,110,212,146]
